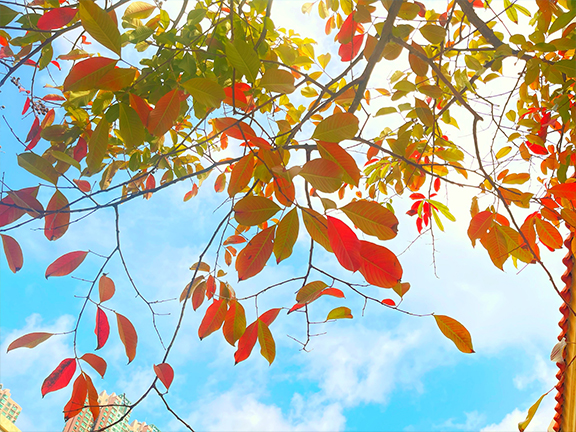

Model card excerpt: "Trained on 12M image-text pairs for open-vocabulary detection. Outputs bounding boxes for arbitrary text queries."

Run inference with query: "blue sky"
[0,1,567,431]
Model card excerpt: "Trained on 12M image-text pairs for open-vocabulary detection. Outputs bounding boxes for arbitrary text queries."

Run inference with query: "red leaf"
[234,321,258,364]
[236,226,276,281]
[358,241,403,288]
[129,93,152,126]
[259,308,281,326]
[51,61,61,70]
[1,234,23,273]
[41,358,76,397]
[434,178,441,192]
[213,117,256,141]
[381,298,396,306]
[154,363,174,390]
[63,57,117,92]
[73,179,91,193]
[147,89,182,137]
[44,190,70,241]
[7,332,53,352]
[0,187,38,227]
[525,140,548,155]
[337,13,358,44]
[22,97,30,115]
[288,303,305,314]
[73,137,88,162]
[191,280,206,311]
[224,235,247,245]
[25,117,41,142]
[327,216,361,272]
[116,313,138,363]
[63,374,87,420]
[339,34,364,62]
[37,7,77,30]
[95,307,109,350]
[80,353,107,378]
[45,251,88,278]
[206,275,216,299]
[198,299,228,339]
[549,183,576,200]
[319,287,345,298]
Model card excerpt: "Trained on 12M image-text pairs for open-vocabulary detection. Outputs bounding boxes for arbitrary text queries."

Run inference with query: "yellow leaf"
[433,315,474,353]
[518,393,547,432]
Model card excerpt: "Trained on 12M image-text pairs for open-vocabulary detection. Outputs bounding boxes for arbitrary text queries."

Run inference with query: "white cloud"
[481,394,556,432]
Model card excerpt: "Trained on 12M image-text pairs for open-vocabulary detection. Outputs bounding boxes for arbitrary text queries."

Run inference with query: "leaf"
[116,313,137,363]
[518,393,547,432]
[234,196,280,226]
[98,274,115,303]
[41,358,76,397]
[338,34,364,61]
[274,208,299,263]
[317,141,360,186]
[190,262,210,272]
[228,154,255,197]
[419,24,446,44]
[327,216,361,272]
[147,89,182,137]
[236,226,276,281]
[179,276,204,302]
[129,93,152,126]
[234,321,258,364]
[95,68,136,91]
[257,319,275,365]
[37,7,77,31]
[302,208,332,252]
[44,190,69,241]
[18,153,59,185]
[86,118,110,175]
[198,299,228,339]
[549,182,576,199]
[123,1,155,19]
[433,314,474,353]
[260,69,295,94]
[80,353,107,378]
[312,112,359,143]
[296,280,328,304]
[534,218,562,249]
[7,332,52,352]
[79,0,121,56]
[467,211,493,246]
[191,281,207,311]
[223,300,246,346]
[414,98,434,128]
[1,234,23,273]
[63,57,117,92]
[341,200,399,241]
[45,251,88,278]
[0,5,18,26]
[358,241,403,288]
[480,228,509,270]
[84,374,100,420]
[327,306,353,320]
[225,39,260,83]
[409,42,428,77]
[213,117,257,141]
[300,159,343,193]
[95,307,110,350]
[63,374,87,420]
[259,308,281,326]
[181,78,225,109]
[154,363,174,390]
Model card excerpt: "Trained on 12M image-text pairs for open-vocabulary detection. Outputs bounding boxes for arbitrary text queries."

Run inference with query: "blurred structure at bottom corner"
[62,390,160,432]
[0,384,21,432]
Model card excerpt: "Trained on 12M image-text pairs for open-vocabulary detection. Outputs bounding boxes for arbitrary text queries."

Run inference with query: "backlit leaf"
[467,211,493,246]
[358,241,402,288]
[409,42,428,77]
[1,234,23,273]
[79,0,121,55]
[45,251,88,278]
[86,118,109,175]
[234,196,280,226]
[225,39,260,83]
[312,112,359,143]
[63,374,87,420]
[302,208,332,252]
[18,153,59,185]
[549,183,576,199]
[116,313,137,363]
[326,306,353,320]
[223,300,246,346]
[148,89,182,137]
[259,308,281,326]
[419,24,445,44]
[191,281,206,311]
[327,216,361,272]
[7,332,52,352]
[154,363,174,390]
[96,68,136,91]
[44,190,69,241]
[261,69,295,94]
[341,200,399,240]
[300,159,343,193]
[181,78,225,109]
[37,7,77,31]
[95,307,109,350]
[296,280,328,304]
[433,314,474,353]
[118,103,144,148]
[98,274,115,303]
[257,319,275,365]
[317,141,360,186]
[80,353,107,378]
[41,358,76,397]
[228,154,255,197]
[85,374,100,420]
[236,226,276,281]
[198,299,228,339]
[274,208,299,263]
[534,218,562,249]
[480,228,509,270]
[63,57,117,92]
[123,1,155,19]
[234,321,258,364]
[518,393,547,431]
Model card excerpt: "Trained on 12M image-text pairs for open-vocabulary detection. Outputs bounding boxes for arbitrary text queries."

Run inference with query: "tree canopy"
[1,0,575,429]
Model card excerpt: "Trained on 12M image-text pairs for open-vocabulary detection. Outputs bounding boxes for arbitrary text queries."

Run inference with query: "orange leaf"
[549,183,576,200]
[129,93,152,126]
[206,275,216,299]
[534,218,563,250]
[63,57,117,92]
[41,358,76,397]
[236,226,276,281]
[44,190,70,241]
[433,314,474,353]
[224,235,246,245]
[213,117,256,141]
[300,159,343,193]
[1,234,23,273]
[80,353,107,378]
[84,374,100,420]
[467,211,493,246]
[154,363,174,390]
[45,251,88,278]
[228,154,255,197]
[319,287,345,299]
[223,300,247,346]
[327,216,361,272]
[95,307,109,350]
[214,172,226,193]
[409,41,428,77]
[116,313,137,363]
[274,208,299,263]
[341,200,398,241]
[259,308,281,326]
[198,299,228,339]
[147,89,182,137]
[0,186,39,227]
[480,227,509,270]
[257,319,275,365]
[296,281,328,304]
[63,374,87,420]
[274,175,295,207]
[234,321,258,364]
[317,141,360,186]
[234,196,280,226]
[301,208,332,252]
[358,240,403,288]
[7,332,52,352]
[98,274,115,303]
[191,281,207,311]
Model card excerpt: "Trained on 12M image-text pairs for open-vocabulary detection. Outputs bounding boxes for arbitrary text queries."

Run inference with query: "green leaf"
[419,25,446,44]
[118,103,144,149]
[51,151,81,171]
[87,118,110,175]
[548,9,576,34]
[181,78,225,109]
[375,107,397,116]
[260,69,295,94]
[0,5,18,26]
[312,113,359,143]
[79,0,121,56]
[17,153,59,185]
[274,208,299,263]
[326,306,353,320]
[226,40,260,83]
[123,1,155,19]
[234,196,281,226]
